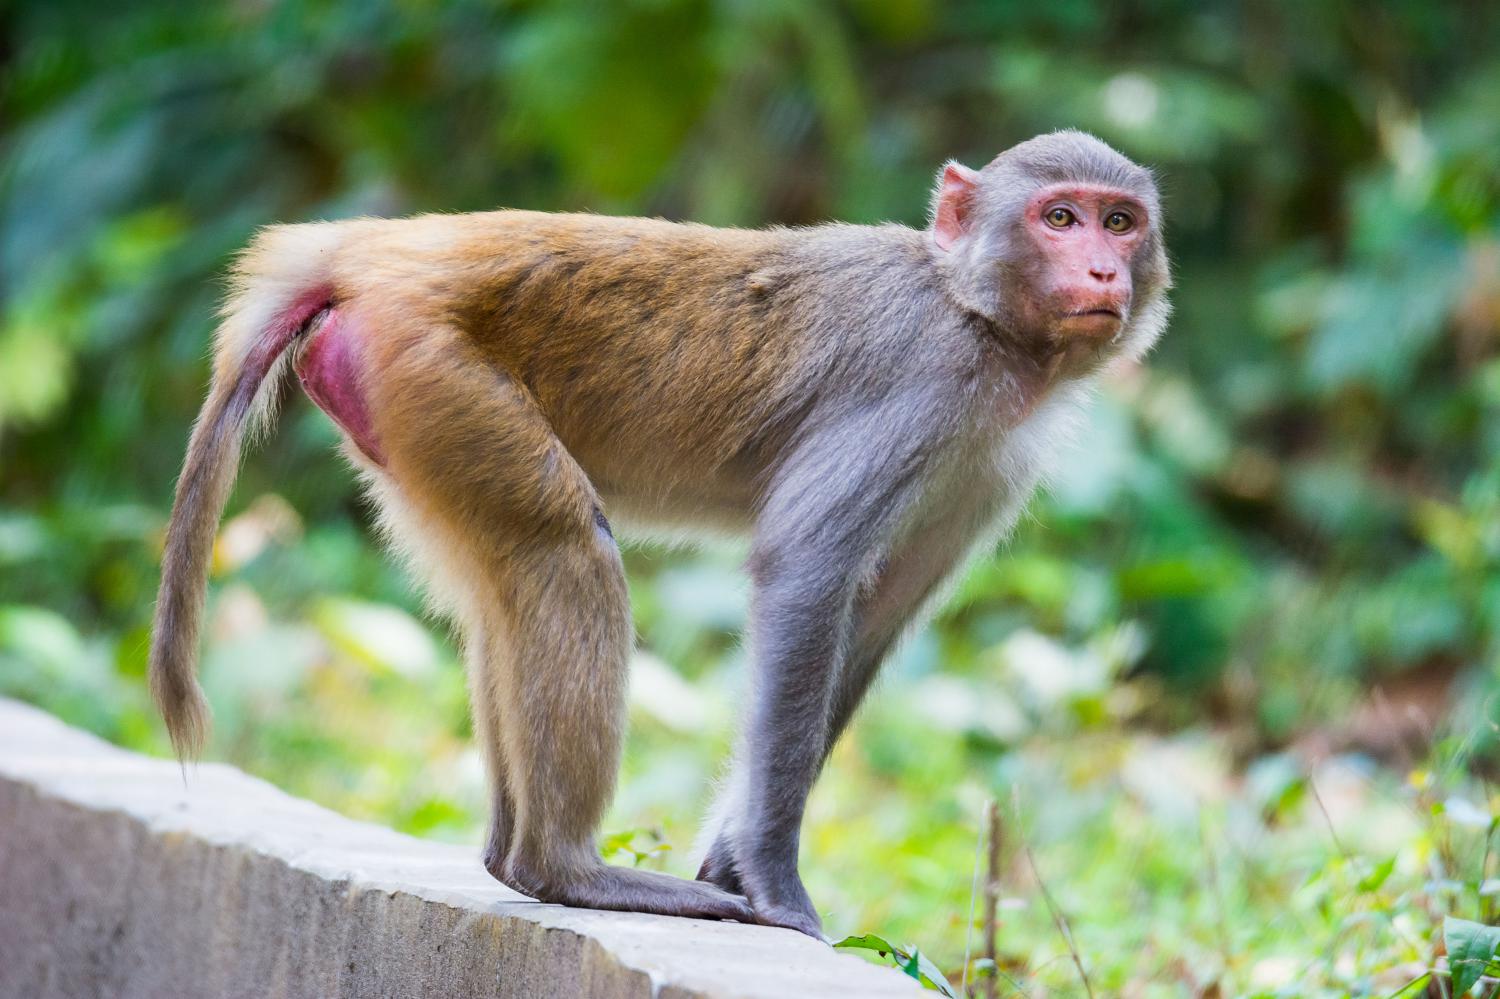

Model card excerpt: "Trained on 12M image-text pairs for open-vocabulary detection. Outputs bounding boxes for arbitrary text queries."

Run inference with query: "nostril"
[1089,267,1117,282]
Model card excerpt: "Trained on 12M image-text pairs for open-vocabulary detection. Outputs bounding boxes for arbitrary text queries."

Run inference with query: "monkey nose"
[1088,264,1118,282]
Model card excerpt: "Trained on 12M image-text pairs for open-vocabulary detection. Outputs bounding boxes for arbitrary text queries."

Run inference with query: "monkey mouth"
[1055,305,1127,341]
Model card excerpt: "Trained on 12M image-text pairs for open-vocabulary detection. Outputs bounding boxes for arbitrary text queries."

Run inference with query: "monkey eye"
[1044,206,1077,229]
[1103,210,1135,233]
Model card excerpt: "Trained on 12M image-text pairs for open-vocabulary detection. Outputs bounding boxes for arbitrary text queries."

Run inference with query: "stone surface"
[0,698,924,998]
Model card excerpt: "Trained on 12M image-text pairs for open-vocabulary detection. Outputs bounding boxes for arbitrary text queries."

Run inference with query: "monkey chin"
[1054,309,1124,340]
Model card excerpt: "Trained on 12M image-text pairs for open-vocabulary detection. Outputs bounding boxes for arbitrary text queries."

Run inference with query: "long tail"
[149,224,342,758]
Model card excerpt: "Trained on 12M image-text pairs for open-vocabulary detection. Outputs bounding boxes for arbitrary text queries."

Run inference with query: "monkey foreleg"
[701,560,852,939]
[823,510,983,759]
[696,392,964,938]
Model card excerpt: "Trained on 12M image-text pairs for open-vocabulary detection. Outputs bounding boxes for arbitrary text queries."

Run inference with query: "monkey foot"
[697,841,826,940]
[530,864,757,924]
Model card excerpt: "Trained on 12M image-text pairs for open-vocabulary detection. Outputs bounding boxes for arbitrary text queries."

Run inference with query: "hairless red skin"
[226,285,332,422]
[1024,183,1148,338]
[294,307,385,466]
[232,286,385,466]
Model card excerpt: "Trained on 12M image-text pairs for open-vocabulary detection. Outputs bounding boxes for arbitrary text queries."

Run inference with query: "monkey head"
[930,130,1171,363]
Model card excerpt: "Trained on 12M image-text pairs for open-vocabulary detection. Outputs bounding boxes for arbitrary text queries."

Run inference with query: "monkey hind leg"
[470,566,750,922]
[468,630,516,881]
[380,341,751,923]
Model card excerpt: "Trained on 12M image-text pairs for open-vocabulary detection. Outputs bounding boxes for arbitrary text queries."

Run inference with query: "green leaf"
[599,828,672,867]
[834,935,955,996]
[1357,855,1397,893]
[910,948,957,997]
[1444,916,1500,996]
[835,933,899,959]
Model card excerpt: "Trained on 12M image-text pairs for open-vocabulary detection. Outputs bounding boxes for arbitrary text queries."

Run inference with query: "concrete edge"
[0,698,925,999]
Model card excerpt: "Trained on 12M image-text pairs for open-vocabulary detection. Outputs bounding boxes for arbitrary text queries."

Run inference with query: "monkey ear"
[932,162,981,252]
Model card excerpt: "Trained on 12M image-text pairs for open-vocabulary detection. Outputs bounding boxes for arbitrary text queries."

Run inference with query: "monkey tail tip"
[148,650,213,762]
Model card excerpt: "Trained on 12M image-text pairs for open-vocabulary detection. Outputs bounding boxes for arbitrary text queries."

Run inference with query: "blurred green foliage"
[4,0,1500,993]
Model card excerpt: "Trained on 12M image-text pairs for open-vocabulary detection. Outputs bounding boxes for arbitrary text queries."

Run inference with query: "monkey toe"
[529,864,757,924]
[661,879,756,924]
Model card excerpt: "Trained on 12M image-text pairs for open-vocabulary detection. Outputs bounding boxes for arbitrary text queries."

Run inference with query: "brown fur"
[149,131,1170,934]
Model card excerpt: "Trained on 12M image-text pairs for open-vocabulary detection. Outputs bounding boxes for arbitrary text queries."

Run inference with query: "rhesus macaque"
[150,131,1169,938]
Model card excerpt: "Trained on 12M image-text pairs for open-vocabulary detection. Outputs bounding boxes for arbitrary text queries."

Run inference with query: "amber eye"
[1044,206,1076,229]
[1104,210,1135,233]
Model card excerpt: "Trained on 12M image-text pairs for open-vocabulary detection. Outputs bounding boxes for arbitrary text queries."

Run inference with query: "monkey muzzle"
[1055,297,1129,340]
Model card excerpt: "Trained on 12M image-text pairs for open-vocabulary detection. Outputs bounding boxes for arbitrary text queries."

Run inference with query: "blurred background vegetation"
[5,1,1500,995]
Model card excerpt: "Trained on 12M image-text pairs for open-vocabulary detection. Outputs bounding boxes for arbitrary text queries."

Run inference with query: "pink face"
[932,162,1153,340]
[1021,183,1148,338]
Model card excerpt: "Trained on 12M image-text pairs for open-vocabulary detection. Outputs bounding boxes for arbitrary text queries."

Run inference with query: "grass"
[810,722,1497,996]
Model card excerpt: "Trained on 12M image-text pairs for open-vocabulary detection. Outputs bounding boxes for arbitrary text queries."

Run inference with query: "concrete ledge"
[0,698,923,998]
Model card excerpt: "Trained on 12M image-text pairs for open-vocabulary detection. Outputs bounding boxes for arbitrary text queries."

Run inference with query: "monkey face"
[928,133,1166,350]
[1020,182,1150,339]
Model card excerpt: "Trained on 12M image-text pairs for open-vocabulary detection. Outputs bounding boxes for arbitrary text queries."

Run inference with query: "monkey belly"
[295,309,385,466]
